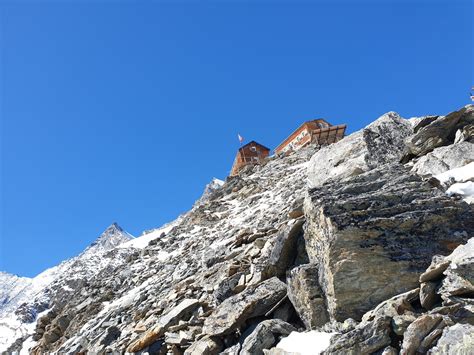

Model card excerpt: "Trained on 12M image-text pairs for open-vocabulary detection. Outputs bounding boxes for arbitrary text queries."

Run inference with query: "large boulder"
[184,336,223,355]
[240,319,296,355]
[202,277,287,336]
[400,314,452,355]
[254,219,305,280]
[411,141,474,176]
[127,298,200,352]
[286,264,329,329]
[304,164,473,321]
[307,111,412,187]
[323,316,392,355]
[438,238,474,303]
[428,323,474,354]
[401,105,474,163]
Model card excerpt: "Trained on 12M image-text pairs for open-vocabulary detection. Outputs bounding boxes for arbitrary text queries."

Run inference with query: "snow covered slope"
[0,223,134,352]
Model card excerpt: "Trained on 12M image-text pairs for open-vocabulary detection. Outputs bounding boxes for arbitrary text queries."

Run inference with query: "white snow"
[446,182,474,204]
[275,331,337,355]
[119,221,178,249]
[435,162,474,204]
[435,162,474,185]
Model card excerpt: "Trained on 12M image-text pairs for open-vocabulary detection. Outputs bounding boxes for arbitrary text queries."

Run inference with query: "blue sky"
[1,0,472,277]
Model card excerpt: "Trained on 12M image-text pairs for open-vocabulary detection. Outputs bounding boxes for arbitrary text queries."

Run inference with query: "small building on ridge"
[275,119,346,155]
[230,141,270,176]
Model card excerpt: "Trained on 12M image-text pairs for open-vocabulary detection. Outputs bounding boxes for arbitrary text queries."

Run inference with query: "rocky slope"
[1,105,473,355]
[0,223,134,352]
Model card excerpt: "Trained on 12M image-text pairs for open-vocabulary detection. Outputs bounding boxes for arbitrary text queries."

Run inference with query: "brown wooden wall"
[230,143,270,176]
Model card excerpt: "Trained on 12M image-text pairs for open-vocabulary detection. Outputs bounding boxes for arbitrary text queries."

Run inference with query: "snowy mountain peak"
[195,177,225,206]
[85,223,134,253]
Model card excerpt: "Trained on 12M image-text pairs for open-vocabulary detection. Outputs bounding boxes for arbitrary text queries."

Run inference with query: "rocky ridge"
[1,105,473,355]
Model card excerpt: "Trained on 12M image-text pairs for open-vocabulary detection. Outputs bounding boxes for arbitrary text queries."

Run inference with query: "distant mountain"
[194,177,225,206]
[0,223,134,352]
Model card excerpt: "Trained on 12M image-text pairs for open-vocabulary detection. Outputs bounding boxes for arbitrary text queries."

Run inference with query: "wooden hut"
[230,141,270,176]
[275,119,346,155]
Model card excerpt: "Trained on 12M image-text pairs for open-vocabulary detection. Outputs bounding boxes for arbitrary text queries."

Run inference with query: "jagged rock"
[323,316,392,355]
[288,198,304,219]
[400,314,451,355]
[254,219,305,281]
[401,105,474,163]
[214,272,245,304]
[304,163,473,321]
[240,319,296,355]
[286,263,329,329]
[203,277,287,336]
[392,313,418,336]
[53,314,71,333]
[454,124,474,143]
[271,300,294,323]
[99,326,121,346]
[420,282,440,310]
[438,238,474,302]
[428,323,474,354]
[184,335,223,355]
[361,289,420,323]
[308,111,412,187]
[42,329,61,345]
[127,299,200,352]
[381,346,398,355]
[411,141,474,176]
[420,256,451,283]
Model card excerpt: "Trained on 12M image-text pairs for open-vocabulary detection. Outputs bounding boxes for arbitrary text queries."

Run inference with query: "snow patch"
[435,162,474,204]
[119,221,178,249]
[275,331,337,355]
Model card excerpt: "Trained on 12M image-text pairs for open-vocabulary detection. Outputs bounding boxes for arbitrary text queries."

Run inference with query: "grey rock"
[392,313,418,336]
[323,316,392,355]
[203,277,287,336]
[308,111,412,187]
[240,319,296,355]
[400,314,449,355]
[420,256,451,283]
[454,124,474,143]
[361,288,419,333]
[42,329,61,345]
[411,141,474,176]
[287,264,329,329]
[255,219,305,280]
[304,164,473,321]
[438,239,474,302]
[99,326,121,347]
[127,299,200,352]
[158,299,200,329]
[401,106,473,163]
[428,323,474,354]
[420,282,440,310]
[381,346,398,355]
[184,335,223,355]
[219,344,241,355]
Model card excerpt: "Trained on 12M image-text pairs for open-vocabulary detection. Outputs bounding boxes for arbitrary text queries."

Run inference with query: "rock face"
[429,323,474,354]
[203,277,287,337]
[323,316,392,354]
[304,163,473,321]
[411,141,474,176]
[287,264,329,328]
[324,237,474,355]
[401,105,473,163]
[307,111,413,187]
[240,319,296,355]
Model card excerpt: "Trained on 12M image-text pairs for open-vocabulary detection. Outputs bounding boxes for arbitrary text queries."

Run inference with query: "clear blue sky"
[1,0,472,277]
